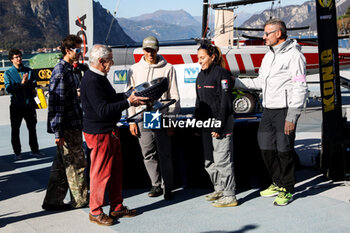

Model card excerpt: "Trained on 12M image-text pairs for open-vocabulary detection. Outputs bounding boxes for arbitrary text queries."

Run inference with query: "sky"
[97,0,309,18]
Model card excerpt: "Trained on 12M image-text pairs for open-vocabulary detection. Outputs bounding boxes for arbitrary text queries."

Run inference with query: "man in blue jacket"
[4,49,43,160]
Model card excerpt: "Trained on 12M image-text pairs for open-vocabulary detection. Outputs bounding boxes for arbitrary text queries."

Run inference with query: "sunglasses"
[263,30,278,37]
[12,55,22,59]
[144,48,156,53]
[70,48,82,53]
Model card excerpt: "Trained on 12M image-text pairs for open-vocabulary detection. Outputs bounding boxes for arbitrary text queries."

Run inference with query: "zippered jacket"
[126,55,180,119]
[234,39,308,123]
[4,65,36,107]
[195,64,234,134]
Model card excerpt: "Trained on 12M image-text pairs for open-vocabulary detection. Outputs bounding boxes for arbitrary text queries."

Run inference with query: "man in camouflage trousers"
[42,35,88,210]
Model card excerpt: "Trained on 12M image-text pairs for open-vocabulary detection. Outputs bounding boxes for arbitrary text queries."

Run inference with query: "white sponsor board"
[108,63,200,109]
[173,63,200,108]
[68,0,94,62]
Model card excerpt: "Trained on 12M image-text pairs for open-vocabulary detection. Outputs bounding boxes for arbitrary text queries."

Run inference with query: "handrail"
[1,58,30,68]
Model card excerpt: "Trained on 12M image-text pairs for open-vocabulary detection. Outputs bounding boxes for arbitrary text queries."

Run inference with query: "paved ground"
[1,85,350,232]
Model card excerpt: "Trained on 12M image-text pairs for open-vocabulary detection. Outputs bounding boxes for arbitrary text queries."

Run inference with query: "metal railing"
[1,58,30,68]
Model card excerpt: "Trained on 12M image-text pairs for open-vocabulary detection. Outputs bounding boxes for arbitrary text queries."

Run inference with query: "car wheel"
[233,93,256,113]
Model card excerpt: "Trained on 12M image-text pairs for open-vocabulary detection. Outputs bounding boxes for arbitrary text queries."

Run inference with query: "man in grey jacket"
[126,36,180,200]
[234,19,308,206]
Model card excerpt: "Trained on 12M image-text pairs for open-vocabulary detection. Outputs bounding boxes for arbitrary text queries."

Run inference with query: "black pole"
[315,0,344,180]
[201,0,209,39]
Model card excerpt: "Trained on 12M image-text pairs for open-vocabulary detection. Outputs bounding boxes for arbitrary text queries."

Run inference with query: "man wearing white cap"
[126,36,180,200]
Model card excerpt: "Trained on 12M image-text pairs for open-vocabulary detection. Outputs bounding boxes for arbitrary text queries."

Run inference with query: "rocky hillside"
[129,9,200,27]
[239,0,350,37]
[117,10,201,42]
[93,1,134,45]
[0,0,134,51]
[117,17,200,42]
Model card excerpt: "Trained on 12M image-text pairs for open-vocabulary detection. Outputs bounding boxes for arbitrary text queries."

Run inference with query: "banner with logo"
[0,71,5,92]
[316,0,342,141]
[316,0,345,179]
[68,0,94,63]
[0,68,52,93]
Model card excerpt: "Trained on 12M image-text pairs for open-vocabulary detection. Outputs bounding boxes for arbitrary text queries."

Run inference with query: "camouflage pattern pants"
[43,130,88,208]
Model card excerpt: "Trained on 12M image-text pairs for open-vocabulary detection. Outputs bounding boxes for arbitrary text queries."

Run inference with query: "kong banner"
[316,0,346,180]
[316,0,342,142]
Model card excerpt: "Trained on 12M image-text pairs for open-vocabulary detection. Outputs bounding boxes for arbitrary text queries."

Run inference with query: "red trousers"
[84,130,123,215]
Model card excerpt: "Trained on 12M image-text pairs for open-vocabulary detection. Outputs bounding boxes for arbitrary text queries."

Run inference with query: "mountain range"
[1,0,349,51]
[118,0,350,42]
[0,0,134,51]
[117,10,201,42]
[239,0,350,36]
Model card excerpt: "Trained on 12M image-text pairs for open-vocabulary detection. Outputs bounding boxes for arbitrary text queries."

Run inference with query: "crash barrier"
[0,68,52,95]
[117,115,270,189]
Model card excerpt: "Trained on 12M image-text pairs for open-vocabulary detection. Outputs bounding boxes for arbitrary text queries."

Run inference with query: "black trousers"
[257,108,296,193]
[10,104,39,154]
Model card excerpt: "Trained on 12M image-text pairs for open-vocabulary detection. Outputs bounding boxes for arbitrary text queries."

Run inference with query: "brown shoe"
[89,213,114,226]
[109,206,137,219]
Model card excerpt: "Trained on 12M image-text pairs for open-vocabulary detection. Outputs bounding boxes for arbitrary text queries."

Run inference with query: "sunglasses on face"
[263,29,278,37]
[70,48,82,53]
[144,48,156,53]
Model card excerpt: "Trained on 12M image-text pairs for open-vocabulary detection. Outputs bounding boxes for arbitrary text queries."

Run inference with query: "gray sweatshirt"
[126,55,180,119]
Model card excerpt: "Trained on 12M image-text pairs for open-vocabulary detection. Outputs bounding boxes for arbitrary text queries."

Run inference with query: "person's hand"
[128,92,149,106]
[284,120,295,135]
[76,88,81,97]
[55,138,65,146]
[211,132,220,138]
[129,123,139,137]
[21,73,28,84]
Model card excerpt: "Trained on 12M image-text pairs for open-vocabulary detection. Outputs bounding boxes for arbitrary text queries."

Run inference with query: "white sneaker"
[212,195,238,207]
[204,191,223,201]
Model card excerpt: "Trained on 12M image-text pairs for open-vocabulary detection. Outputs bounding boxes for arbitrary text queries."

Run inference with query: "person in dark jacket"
[4,49,44,160]
[81,44,148,226]
[195,43,237,208]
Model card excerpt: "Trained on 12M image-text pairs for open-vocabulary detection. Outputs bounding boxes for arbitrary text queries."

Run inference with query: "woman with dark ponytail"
[195,42,237,207]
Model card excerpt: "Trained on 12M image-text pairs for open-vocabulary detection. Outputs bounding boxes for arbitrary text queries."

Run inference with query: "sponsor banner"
[315,0,342,141]
[114,70,128,84]
[68,0,94,62]
[35,68,52,86]
[0,68,53,91]
[184,66,200,83]
[0,71,4,90]
[173,63,200,108]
